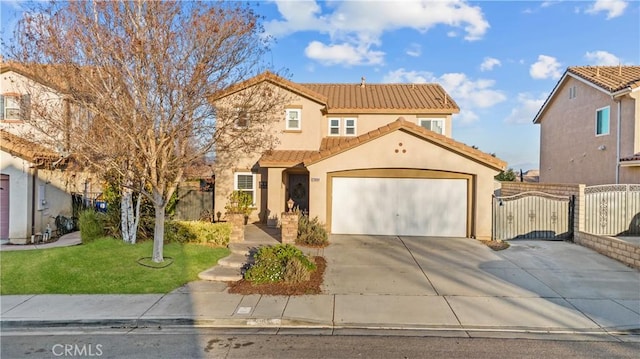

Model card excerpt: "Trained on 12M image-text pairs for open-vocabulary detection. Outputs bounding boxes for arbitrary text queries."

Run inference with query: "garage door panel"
[332,177,467,237]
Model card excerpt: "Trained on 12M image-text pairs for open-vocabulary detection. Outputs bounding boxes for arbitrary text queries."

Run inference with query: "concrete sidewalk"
[1,226,639,341]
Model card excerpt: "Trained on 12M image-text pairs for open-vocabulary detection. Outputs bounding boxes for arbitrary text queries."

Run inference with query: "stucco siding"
[306,129,499,239]
[539,78,620,184]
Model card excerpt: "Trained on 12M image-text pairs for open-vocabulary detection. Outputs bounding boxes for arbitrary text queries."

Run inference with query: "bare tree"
[8,1,285,261]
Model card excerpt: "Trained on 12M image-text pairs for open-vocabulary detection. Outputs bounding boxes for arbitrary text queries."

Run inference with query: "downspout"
[616,100,621,184]
[31,166,38,236]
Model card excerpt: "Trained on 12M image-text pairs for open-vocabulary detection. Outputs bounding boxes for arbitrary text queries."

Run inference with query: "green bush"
[164,220,230,247]
[244,244,316,284]
[296,215,329,247]
[78,210,105,244]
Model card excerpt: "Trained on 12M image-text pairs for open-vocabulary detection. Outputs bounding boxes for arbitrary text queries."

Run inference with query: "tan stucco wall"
[306,129,499,239]
[538,78,638,185]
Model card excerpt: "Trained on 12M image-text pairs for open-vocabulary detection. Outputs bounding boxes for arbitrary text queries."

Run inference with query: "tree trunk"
[120,187,137,244]
[152,199,166,263]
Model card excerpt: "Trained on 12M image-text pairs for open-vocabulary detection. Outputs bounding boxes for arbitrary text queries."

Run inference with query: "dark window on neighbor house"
[1,94,30,121]
[234,108,250,128]
[596,106,610,136]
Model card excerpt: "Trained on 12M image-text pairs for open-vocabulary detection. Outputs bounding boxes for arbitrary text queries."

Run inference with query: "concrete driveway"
[322,235,640,331]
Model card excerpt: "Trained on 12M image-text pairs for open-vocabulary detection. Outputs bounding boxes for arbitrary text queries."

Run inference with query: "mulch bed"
[227,256,325,296]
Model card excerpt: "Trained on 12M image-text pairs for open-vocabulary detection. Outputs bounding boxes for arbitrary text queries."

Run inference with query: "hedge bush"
[164,221,230,247]
[78,210,106,244]
[244,244,316,284]
[296,215,329,247]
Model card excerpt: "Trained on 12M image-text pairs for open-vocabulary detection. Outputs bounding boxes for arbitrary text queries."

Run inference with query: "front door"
[288,174,309,213]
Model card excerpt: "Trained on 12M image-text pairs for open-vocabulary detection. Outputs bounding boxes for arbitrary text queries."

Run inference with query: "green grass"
[0,238,230,294]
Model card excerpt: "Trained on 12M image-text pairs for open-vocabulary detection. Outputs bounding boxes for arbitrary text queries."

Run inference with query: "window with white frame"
[596,106,610,136]
[418,118,444,135]
[1,94,29,121]
[569,86,577,99]
[328,118,340,136]
[285,108,301,130]
[344,118,357,136]
[234,172,255,206]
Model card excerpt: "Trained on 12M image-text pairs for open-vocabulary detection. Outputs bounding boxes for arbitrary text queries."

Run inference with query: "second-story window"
[285,109,301,130]
[234,108,250,128]
[596,106,610,136]
[1,94,29,121]
[418,118,444,135]
[344,118,357,136]
[329,118,340,136]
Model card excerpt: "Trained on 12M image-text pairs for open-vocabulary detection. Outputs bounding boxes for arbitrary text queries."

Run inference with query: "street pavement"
[1,226,639,341]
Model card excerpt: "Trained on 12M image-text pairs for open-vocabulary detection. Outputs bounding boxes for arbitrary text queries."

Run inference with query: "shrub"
[164,220,230,247]
[224,190,253,216]
[296,215,329,247]
[78,210,105,244]
[244,244,316,284]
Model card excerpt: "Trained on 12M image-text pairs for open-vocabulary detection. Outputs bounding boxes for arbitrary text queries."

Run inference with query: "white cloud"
[304,41,384,66]
[383,68,506,125]
[530,55,563,80]
[480,57,501,72]
[586,0,628,19]
[406,43,421,57]
[266,0,490,66]
[584,50,621,65]
[505,93,547,124]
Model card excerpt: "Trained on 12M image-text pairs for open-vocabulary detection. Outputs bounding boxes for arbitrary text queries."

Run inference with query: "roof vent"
[360,76,366,88]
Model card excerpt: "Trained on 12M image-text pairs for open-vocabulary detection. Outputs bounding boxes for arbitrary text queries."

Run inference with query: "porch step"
[228,241,274,256]
[217,253,252,269]
[198,266,243,282]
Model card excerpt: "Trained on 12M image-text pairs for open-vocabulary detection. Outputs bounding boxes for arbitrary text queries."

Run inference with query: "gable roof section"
[212,71,459,114]
[210,71,328,105]
[534,66,640,124]
[300,83,459,114]
[259,118,505,171]
[305,118,505,170]
[0,130,62,166]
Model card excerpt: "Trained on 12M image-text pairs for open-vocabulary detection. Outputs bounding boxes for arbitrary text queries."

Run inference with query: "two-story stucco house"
[1,63,91,243]
[534,66,640,185]
[213,72,505,240]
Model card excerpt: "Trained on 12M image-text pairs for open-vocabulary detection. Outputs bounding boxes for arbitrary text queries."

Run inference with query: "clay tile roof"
[300,83,459,114]
[0,130,61,166]
[620,153,640,162]
[319,137,354,151]
[210,71,328,104]
[258,150,319,167]
[305,118,505,171]
[567,66,640,92]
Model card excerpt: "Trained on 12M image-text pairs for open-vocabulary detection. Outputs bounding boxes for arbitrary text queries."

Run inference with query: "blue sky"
[2,1,639,171]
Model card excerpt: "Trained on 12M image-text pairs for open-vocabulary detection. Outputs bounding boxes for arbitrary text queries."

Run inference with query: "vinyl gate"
[585,184,640,236]
[493,191,573,240]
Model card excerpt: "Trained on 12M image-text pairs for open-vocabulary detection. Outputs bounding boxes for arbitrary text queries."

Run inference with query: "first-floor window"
[234,172,255,205]
[418,118,444,135]
[596,106,610,136]
[329,118,340,136]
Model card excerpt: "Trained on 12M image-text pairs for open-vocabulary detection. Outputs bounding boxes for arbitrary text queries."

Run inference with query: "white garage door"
[331,177,467,237]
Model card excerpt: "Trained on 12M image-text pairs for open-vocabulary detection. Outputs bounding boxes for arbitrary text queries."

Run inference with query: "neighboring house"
[213,72,506,240]
[1,63,92,243]
[533,66,640,185]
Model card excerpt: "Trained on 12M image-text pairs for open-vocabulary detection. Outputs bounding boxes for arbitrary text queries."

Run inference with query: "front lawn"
[0,238,229,295]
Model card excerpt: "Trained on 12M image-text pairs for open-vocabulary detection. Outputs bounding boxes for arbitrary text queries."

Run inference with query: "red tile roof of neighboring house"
[567,66,640,93]
[534,66,640,124]
[212,71,459,114]
[258,118,506,171]
[0,130,64,167]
